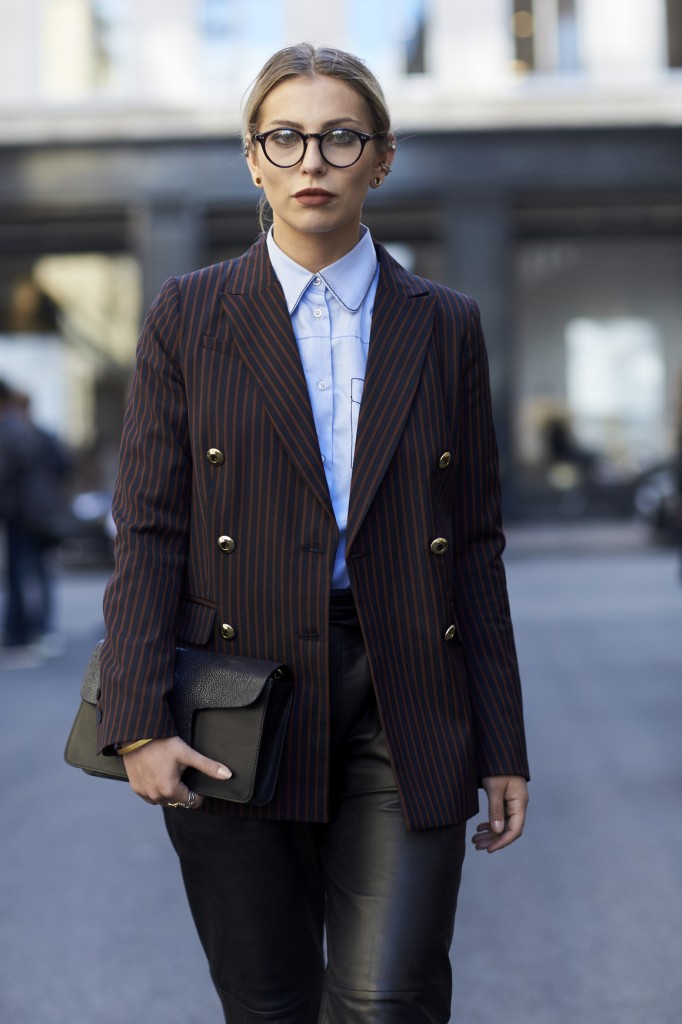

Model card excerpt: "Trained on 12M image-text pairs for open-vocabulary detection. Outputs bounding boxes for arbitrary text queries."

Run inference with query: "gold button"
[218,535,235,553]
[443,624,457,641]
[438,451,452,469]
[207,448,224,466]
[220,623,235,640]
[430,537,449,555]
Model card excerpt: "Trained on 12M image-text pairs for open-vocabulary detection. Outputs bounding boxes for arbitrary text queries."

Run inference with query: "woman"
[98,43,529,1024]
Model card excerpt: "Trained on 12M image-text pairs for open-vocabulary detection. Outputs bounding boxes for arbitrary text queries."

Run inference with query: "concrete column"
[130,200,205,315]
[283,0,346,48]
[131,0,199,101]
[443,196,518,512]
[431,0,512,92]
[0,0,42,101]
[579,0,667,75]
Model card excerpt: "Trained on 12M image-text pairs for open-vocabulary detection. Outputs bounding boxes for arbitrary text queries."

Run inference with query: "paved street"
[1,526,681,1024]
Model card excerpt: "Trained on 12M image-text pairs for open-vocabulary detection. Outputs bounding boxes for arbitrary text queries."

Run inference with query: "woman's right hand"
[122,736,232,810]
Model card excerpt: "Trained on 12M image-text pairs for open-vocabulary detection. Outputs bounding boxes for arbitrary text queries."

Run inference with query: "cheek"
[350,168,372,198]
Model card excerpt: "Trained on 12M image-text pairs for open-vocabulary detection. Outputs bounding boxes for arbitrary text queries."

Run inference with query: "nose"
[300,136,326,175]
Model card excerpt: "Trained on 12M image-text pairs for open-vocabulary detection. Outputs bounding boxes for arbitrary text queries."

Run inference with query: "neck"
[271,218,362,272]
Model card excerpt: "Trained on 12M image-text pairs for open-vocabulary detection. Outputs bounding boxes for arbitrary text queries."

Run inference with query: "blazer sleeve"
[97,277,192,753]
[449,297,530,781]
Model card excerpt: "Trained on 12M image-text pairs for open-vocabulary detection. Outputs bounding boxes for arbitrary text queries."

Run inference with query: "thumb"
[487,790,506,834]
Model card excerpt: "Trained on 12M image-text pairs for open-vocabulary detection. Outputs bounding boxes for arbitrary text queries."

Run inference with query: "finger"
[471,823,503,847]
[183,745,232,781]
[184,783,203,810]
[165,783,204,811]
[480,810,525,853]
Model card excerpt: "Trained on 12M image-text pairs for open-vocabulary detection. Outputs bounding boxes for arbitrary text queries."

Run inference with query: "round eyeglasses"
[253,128,385,169]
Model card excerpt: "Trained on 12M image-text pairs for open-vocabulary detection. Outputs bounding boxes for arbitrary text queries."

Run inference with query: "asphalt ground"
[1,524,680,1023]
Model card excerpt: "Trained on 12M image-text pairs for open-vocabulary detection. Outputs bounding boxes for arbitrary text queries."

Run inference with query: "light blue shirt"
[266,226,379,589]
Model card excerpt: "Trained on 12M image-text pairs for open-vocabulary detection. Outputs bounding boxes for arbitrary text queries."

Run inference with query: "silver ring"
[167,790,196,810]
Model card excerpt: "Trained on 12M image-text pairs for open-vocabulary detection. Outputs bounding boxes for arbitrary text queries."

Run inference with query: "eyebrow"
[261,117,365,131]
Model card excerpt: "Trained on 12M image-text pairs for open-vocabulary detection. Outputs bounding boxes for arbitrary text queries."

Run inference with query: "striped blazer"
[98,236,529,830]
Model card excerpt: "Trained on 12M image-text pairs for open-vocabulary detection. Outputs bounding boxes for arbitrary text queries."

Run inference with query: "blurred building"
[0,0,681,514]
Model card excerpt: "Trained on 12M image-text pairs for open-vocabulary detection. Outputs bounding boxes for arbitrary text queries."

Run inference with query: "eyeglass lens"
[264,129,365,167]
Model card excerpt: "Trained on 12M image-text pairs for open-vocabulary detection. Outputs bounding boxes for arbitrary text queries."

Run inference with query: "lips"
[294,188,335,206]
[294,188,334,198]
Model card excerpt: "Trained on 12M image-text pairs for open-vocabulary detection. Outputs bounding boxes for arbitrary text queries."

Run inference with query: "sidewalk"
[503,516,661,557]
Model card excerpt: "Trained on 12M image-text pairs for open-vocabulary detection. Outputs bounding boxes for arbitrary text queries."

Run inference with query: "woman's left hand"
[473,775,529,853]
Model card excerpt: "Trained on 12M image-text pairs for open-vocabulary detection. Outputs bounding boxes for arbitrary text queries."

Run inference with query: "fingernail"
[217,766,232,779]
[494,820,504,832]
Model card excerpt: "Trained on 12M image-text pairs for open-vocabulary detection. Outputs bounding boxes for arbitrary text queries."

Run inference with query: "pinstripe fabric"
[98,236,529,830]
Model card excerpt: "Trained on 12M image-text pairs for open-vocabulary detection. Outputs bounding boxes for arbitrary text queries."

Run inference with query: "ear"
[372,131,397,175]
[246,140,262,185]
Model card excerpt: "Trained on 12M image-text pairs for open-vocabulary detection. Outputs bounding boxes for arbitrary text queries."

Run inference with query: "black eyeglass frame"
[252,127,387,168]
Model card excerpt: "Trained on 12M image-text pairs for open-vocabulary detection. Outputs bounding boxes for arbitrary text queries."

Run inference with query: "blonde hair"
[242,43,393,230]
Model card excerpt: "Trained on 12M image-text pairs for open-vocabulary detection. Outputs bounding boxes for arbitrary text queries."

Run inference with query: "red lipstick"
[294,188,334,206]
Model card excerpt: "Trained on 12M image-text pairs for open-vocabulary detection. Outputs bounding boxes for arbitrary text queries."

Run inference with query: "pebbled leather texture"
[66,640,294,804]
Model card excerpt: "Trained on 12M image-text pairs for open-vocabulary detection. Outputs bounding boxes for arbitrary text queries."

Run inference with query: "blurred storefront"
[0,0,681,519]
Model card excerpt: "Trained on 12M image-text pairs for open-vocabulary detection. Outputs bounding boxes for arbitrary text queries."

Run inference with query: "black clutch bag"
[64,641,294,805]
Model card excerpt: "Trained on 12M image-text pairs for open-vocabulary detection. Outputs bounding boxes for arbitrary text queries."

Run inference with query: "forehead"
[258,74,371,128]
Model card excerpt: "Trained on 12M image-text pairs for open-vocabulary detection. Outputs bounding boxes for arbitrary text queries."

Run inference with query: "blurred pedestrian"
[676,371,682,577]
[0,380,71,663]
[98,43,530,1023]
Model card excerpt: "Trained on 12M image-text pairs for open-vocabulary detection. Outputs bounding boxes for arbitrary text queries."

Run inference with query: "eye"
[325,129,358,146]
[269,129,301,147]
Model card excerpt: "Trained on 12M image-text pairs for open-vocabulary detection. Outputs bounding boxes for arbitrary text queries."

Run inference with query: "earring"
[379,161,392,175]
[254,176,263,187]
[370,176,383,189]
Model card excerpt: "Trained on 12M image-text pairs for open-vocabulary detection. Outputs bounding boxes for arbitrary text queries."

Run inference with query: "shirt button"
[321,455,326,464]
[313,276,322,287]
[317,380,328,390]
[313,308,323,318]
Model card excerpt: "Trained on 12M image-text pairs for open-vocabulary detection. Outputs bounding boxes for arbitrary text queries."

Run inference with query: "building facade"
[1,0,681,513]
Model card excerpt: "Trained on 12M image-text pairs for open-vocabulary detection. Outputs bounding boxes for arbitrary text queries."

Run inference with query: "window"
[90,0,128,92]
[565,318,665,465]
[404,0,428,75]
[511,0,583,75]
[347,0,431,79]
[198,0,283,90]
[199,0,235,88]
[512,0,535,74]
[557,0,579,72]
[668,0,682,67]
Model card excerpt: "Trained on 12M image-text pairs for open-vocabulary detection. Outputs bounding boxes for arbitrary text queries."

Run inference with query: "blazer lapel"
[220,239,334,520]
[346,245,436,552]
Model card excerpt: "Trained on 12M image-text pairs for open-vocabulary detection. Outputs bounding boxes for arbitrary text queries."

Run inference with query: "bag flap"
[170,646,291,744]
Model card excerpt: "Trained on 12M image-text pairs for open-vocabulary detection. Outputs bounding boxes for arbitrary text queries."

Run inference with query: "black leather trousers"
[164,592,466,1024]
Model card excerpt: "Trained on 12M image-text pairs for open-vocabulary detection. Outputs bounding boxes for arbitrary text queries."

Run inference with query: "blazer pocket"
[199,334,238,355]
[175,594,217,646]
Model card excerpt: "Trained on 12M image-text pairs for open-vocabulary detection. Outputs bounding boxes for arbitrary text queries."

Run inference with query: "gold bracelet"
[117,738,153,756]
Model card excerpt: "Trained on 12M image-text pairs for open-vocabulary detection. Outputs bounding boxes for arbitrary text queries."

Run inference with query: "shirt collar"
[266,225,377,314]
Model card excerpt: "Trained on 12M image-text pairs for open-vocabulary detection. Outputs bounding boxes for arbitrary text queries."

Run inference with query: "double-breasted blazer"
[98,236,529,830]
